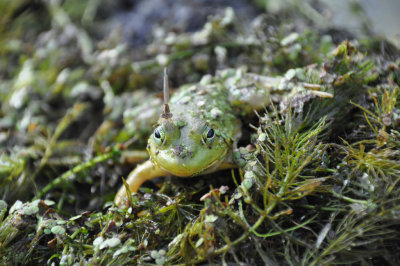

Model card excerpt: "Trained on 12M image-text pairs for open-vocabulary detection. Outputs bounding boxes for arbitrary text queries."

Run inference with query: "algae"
[1,0,400,265]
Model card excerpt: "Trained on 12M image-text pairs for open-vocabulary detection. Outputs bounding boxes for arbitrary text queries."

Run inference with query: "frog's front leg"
[114,160,168,206]
[114,159,236,206]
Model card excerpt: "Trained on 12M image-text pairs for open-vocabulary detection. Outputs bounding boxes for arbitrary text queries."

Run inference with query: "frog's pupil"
[155,129,161,139]
[207,128,214,138]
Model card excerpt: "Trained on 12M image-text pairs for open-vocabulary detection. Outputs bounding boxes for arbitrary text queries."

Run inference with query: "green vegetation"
[1,0,400,265]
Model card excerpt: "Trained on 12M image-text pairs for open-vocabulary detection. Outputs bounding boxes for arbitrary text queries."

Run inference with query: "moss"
[1,1,400,265]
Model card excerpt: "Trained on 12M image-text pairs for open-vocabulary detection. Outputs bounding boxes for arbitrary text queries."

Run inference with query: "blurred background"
[91,0,400,48]
[1,1,400,265]
[98,0,400,48]
[82,0,400,48]
[265,0,400,47]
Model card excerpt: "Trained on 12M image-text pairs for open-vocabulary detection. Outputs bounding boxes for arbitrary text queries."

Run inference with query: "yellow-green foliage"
[1,1,400,265]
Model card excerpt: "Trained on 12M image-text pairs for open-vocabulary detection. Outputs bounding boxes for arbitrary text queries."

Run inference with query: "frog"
[114,68,331,205]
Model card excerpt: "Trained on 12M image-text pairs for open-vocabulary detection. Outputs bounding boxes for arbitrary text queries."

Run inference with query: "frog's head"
[147,68,230,176]
[147,119,229,176]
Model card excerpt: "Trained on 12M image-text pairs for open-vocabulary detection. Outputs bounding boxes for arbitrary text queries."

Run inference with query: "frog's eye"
[207,128,214,138]
[202,126,215,146]
[154,127,165,145]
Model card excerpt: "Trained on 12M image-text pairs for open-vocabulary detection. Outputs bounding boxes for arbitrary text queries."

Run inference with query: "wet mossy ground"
[1,1,400,265]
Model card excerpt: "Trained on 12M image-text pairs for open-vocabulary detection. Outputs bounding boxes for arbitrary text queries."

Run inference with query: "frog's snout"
[172,145,193,159]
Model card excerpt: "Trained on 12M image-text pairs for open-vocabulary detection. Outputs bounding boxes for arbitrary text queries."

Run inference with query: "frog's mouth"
[151,148,228,177]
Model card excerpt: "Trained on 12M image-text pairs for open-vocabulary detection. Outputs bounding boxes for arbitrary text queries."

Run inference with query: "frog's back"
[170,79,241,144]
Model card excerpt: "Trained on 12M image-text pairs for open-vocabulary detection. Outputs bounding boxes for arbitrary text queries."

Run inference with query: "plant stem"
[34,147,120,200]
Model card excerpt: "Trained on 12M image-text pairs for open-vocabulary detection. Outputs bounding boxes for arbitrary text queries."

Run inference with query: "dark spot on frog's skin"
[173,145,193,158]
[173,145,184,157]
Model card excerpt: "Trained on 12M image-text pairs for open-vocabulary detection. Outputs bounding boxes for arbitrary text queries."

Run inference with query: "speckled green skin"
[147,78,241,177]
[146,69,276,177]
[116,69,281,203]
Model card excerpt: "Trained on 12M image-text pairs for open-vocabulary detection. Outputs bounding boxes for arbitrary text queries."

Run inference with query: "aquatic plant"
[1,0,400,265]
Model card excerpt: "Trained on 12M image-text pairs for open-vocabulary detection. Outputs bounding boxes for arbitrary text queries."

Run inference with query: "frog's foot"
[114,160,168,206]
